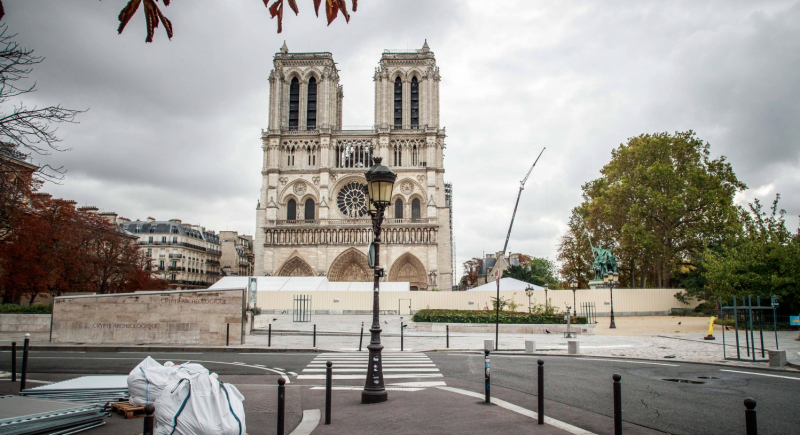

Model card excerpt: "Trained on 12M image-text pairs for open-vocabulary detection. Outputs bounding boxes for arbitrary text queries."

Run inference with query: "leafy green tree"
[503,257,559,288]
[567,131,745,288]
[702,196,800,312]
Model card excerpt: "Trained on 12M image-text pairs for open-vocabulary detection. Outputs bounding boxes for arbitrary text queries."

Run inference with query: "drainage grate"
[662,378,706,384]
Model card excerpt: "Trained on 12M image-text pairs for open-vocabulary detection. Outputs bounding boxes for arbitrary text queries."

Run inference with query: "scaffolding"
[445,182,457,290]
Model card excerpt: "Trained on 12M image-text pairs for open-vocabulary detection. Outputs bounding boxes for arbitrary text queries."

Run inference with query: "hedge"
[0,303,53,314]
[412,309,587,325]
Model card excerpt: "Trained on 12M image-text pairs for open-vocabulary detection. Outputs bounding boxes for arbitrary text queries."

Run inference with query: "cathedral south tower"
[254,41,453,291]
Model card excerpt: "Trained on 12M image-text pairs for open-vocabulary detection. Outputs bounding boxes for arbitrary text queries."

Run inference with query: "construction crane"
[501,147,546,255]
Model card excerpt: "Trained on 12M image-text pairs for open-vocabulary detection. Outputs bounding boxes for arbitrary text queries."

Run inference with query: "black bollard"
[143,403,155,435]
[325,361,332,425]
[484,349,490,403]
[20,334,30,391]
[613,373,622,435]
[537,359,544,425]
[277,377,286,435]
[446,325,449,349]
[744,398,757,435]
[10,342,16,382]
[226,323,230,346]
[401,321,404,352]
[268,323,272,347]
[313,324,317,347]
[359,322,364,351]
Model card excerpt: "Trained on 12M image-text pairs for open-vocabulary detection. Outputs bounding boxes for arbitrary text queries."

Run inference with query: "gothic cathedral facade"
[254,42,453,291]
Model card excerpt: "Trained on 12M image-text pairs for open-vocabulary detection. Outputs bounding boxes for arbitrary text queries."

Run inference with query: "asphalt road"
[2,350,798,435]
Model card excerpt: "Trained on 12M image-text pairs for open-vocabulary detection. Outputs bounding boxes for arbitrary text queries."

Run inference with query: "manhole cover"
[662,378,705,384]
[697,376,719,380]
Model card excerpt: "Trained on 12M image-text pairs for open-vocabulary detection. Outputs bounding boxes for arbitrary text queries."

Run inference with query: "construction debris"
[19,375,129,405]
[0,395,107,435]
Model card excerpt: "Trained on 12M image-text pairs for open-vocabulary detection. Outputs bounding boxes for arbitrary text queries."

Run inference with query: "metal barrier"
[580,302,598,324]
[293,295,312,322]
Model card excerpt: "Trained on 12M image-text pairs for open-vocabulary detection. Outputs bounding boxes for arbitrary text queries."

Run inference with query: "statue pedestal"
[588,280,605,289]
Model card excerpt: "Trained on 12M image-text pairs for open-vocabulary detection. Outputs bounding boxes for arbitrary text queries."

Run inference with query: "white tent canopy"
[210,276,410,292]
[467,277,544,292]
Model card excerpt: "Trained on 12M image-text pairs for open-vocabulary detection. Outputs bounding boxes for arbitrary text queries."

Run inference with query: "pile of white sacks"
[127,357,246,435]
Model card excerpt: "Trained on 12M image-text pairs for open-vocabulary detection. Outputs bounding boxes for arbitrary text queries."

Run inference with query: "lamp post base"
[361,390,389,404]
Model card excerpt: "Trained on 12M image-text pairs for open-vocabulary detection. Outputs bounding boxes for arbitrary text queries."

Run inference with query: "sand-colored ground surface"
[594,315,719,336]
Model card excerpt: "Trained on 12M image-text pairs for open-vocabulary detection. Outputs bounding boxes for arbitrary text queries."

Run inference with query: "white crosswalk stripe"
[297,352,445,387]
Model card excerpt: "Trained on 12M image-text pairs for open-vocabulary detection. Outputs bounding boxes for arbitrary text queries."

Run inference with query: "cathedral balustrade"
[269,217,437,227]
[263,225,438,246]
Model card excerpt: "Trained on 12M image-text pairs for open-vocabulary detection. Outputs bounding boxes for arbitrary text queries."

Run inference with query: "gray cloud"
[4,0,799,279]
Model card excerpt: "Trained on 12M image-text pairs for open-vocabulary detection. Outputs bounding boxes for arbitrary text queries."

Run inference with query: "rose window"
[337,182,368,218]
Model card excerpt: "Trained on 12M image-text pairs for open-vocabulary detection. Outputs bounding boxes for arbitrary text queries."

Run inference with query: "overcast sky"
[5,1,800,277]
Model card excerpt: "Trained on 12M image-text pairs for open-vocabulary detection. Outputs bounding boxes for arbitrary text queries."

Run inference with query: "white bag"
[127,357,208,407]
[154,369,246,435]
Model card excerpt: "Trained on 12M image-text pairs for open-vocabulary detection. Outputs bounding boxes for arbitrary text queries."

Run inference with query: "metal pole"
[362,203,387,404]
[313,324,317,348]
[773,299,778,350]
[609,284,617,329]
[484,349,490,403]
[359,322,364,352]
[325,361,332,425]
[734,297,740,360]
[277,378,286,435]
[268,323,272,347]
[748,295,755,362]
[20,334,30,391]
[10,342,16,382]
[143,403,155,435]
[400,321,404,352]
[226,323,230,346]
[495,276,500,351]
[757,297,764,358]
[537,359,544,425]
[613,373,622,435]
[573,289,577,317]
[744,398,757,435]
[446,325,449,349]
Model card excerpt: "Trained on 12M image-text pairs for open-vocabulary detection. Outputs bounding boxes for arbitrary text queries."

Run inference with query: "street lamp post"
[361,157,396,404]
[570,278,578,317]
[603,272,619,329]
[543,284,549,311]
[525,286,533,313]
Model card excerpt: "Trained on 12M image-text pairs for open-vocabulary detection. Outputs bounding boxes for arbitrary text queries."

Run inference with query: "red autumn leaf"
[325,0,338,25]
[337,0,350,23]
[156,6,173,39]
[117,0,143,35]
[287,0,299,15]
[267,0,284,33]
[142,0,160,43]
[313,0,322,17]
[0,1,5,21]
[352,0,357,12]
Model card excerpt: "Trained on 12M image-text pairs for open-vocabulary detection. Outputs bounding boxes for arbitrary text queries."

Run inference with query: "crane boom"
[501,147,546,255]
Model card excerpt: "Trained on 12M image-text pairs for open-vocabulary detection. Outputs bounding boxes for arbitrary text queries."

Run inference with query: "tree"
[701,196,800,312]
[0,1,360,42]
[503,257,559,288]
[460,257,482,288]
[560,131,745,288]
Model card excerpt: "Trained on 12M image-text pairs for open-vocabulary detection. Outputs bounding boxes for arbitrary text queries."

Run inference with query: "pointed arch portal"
[328,248,371,282]
[388,252,427,290]
[276,256,315,277]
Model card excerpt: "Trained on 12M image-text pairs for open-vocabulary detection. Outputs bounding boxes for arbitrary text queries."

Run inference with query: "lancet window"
[412,198,421,219]
[307,77,317,130]
[394,77,402,128]
[304,199,315,220]
[411,76,419,128]
[287,199,297,221]
[289,77,299,131]
[395,199,403,219]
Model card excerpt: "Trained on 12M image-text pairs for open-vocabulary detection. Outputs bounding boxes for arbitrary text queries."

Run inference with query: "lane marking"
[274,367,285,371]
[184,359,291,383]
[437,386,596,435]
[288,371,298,376]
[298,373,443,380]
[309,386,424,391]
[302,368,439,373]
[720,369,800,381]
[289,409,320,435]
[577,358,680,367]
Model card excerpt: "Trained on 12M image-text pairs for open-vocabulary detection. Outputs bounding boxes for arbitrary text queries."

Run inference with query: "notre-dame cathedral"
[254,41,453,291]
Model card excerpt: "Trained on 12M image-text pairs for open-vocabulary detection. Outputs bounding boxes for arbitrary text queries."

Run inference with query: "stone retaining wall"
[0,314,51,333]
[411,322,596,335]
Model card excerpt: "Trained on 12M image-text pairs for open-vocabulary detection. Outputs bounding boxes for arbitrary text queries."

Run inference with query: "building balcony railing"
[167,266,185,272]
[169,254,183,259]
[206,259,220,265]
[206,271,220,276]
[239,260,251,266]
[269,217,437,227]
[137,241,207,252]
